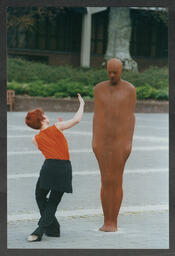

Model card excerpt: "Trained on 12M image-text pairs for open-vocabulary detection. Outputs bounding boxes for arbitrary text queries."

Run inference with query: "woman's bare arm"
[55,94,85,131]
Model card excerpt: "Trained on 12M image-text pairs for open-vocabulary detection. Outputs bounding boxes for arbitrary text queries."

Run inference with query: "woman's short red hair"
[25,108,44,129]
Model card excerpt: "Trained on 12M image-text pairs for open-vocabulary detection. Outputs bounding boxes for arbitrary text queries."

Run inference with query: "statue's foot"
[99,225,117,232]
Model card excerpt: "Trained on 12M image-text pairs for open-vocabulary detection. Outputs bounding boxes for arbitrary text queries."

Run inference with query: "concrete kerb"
[13,95,168,113]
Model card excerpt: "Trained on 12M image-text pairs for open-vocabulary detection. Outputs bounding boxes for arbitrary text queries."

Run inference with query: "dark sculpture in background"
[92,58,136,232]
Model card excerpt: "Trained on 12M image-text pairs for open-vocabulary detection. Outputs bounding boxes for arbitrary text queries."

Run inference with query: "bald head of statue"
[107,58,123,86]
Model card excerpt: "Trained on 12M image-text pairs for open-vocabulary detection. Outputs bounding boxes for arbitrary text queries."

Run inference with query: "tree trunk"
[105,7,138,71]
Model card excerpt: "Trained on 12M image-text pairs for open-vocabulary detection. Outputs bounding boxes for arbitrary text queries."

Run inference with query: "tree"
[105,7,168,71]
[7,7,67,48]
[105,7,138,71]
[7,7,66,30]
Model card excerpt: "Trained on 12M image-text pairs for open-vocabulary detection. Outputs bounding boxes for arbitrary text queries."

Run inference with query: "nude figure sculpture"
[92,58,136,232]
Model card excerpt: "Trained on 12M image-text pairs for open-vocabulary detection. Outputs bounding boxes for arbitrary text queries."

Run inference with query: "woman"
[25,93,85,242]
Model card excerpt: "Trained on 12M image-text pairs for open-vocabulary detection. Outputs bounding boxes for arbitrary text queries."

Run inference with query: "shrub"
[55,79,94,98]
[7,57,169,100]
[8,57,168,89]
[136,85,157,100]
[7,80,94,98]
[136,85,168,100]
[7,81,29,94]
[8,80,168,100]
[122,66,168,89]
[7,58,74,83]
[155,88,168,100]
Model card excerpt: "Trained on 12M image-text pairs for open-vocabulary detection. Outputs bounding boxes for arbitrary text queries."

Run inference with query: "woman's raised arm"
[55,94,85,131]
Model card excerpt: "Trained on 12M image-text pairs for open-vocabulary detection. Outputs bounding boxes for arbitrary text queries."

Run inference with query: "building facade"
[7,7,168,71]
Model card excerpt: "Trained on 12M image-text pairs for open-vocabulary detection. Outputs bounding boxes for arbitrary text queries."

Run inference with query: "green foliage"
[155,88,168,100]
[7,58,169,100]
[7,81,29,94]
[55,80,94,98]
[136,85,168,100]
[136,85,158,100]
[7,58,73,83]
[7,80,94,98]
[122,66,168,89]
[7,57,108,85]
[7,7,66,30]
[27,81,59,97]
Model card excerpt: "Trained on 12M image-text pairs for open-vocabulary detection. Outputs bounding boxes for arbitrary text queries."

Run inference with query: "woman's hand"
[58,117,63,122]
[77,93,85,106]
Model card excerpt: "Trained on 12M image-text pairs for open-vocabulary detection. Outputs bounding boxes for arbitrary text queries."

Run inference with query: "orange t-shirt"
[35,125,69,160]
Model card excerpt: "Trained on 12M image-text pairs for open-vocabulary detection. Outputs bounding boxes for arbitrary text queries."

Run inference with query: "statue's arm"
[129,85,136,147]
[129,83,137,113]
[123,85,136,160]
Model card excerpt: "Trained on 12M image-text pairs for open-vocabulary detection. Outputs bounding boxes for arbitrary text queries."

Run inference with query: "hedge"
[7,57,169,100]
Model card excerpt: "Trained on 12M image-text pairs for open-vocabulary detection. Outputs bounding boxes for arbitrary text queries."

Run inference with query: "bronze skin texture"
[92,58,136,232]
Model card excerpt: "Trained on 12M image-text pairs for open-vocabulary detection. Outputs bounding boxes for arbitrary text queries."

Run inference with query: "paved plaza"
[7,112,169,249]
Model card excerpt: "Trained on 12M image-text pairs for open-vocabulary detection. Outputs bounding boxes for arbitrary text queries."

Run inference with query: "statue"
[92,58,136,232]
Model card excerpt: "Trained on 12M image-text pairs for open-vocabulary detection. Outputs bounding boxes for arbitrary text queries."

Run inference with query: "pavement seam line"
[7,146,169,155]
[8,168,168,179]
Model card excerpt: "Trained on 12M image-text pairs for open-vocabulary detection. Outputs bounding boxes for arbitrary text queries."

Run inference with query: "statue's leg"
[99,152,125,232]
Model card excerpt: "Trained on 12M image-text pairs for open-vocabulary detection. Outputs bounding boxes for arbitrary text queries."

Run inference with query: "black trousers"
[31,178,64,238]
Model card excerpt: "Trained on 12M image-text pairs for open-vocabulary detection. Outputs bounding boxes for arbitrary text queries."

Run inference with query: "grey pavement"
[7,112,169,248]
[8,211,168,249]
